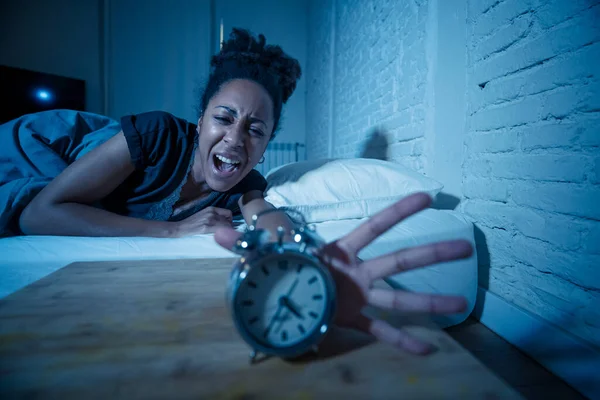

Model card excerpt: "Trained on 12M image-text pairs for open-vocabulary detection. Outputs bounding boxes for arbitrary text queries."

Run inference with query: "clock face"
[234,253,331,350]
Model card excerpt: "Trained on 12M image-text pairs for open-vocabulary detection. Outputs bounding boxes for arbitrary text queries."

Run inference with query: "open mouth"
[212,153,242,178]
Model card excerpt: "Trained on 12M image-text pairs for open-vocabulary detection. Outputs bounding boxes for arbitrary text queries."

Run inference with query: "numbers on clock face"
[235,255,329,349]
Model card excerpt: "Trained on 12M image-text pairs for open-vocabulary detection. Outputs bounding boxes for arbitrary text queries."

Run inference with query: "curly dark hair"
[197,28,302,138]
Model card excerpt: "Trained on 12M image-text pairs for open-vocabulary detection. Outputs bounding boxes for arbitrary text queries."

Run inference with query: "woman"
[13,29,473,355]
[18,28,300,238]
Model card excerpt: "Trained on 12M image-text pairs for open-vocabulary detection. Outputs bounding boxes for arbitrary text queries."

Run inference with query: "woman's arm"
[19,131,175,237]
[238,190,296,241]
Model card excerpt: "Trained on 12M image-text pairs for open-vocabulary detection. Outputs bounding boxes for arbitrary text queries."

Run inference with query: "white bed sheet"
[0,209,476,327]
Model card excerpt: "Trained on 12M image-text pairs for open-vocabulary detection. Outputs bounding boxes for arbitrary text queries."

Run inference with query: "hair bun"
[211,28,302,103]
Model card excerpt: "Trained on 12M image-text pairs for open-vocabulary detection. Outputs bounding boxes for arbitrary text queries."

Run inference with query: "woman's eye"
[215,116,230,123]
[250,129,265,137]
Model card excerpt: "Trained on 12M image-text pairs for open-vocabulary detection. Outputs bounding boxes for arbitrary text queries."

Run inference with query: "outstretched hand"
[214,192,474,355]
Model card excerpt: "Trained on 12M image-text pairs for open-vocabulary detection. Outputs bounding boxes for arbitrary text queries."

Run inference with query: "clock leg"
[248,350,271,365]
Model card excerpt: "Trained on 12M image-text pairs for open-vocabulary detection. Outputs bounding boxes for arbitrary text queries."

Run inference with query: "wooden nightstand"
[0,258,523,399]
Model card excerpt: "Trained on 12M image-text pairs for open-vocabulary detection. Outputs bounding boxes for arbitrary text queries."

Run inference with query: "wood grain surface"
[0,258,523,399]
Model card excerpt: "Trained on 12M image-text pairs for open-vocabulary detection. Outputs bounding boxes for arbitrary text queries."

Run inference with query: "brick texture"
[305,0,334,160]
[306,0,599,348]
[465,0,600,348]
[306,0,429,171]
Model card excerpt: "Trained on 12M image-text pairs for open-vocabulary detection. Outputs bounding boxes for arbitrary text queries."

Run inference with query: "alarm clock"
[226,209,337,362]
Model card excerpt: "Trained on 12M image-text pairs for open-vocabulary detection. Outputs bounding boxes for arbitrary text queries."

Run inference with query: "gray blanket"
[0,109,121,237]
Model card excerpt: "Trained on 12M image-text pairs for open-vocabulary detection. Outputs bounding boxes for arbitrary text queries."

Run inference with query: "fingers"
[214,227,242,249]
[351,314,434,355]
[367,289,468,314]
[363,239,473,282]
[209,207,233,220]
[337,192,432,256]
[204,207,233,227]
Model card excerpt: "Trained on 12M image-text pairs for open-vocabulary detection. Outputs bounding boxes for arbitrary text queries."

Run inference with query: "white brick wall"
[465,0,600,348]
[306,0,429,171]
[305,0,334,160]
[306,0,599,349]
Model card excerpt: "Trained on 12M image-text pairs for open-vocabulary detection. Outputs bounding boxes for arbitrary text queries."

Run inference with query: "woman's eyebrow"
[215,105,266,127]
[216,105,238,116]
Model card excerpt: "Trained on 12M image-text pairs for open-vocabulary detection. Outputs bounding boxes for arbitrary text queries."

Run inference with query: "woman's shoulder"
[120,110,195,136]
[119,110,197,169]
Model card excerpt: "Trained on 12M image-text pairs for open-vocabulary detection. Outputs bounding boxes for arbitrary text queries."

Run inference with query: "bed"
[0,207,476,328]
[0,112,477,328]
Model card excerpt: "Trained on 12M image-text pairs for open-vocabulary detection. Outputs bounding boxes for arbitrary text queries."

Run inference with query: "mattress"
[0,209,477,327]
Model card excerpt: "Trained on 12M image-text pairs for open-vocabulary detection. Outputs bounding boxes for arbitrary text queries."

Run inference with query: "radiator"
[255,142,305,176]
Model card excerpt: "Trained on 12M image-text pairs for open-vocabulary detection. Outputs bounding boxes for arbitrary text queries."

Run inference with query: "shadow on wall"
[359,128,461,211]
[266,128,390,187]
[431,193,461,210]
[271,127,468,219]
[359,128,389,161]
[472,225,490,293]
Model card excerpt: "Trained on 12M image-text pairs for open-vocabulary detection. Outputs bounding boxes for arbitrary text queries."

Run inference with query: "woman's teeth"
[214,154,241,173]
[216,154,240,165]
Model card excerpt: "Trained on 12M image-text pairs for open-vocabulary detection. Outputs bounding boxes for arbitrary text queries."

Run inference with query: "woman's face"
[196,79,274,192]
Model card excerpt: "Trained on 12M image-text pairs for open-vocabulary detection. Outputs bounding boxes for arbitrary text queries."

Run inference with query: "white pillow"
[263,158,444,223]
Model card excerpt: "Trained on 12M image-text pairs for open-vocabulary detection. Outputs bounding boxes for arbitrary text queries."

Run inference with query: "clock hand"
[282,296,304,320]
[265,299,285,338]
[267,278,301,338]
[274,310,291,334]
[286,278,299,297]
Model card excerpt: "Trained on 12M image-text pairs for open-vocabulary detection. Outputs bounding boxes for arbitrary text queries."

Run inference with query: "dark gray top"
[0,109,266,236]
[101,110,267,222]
